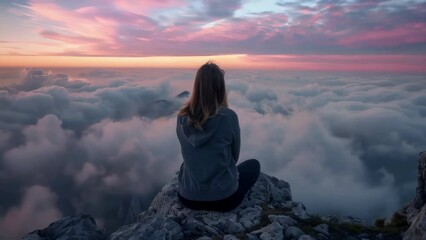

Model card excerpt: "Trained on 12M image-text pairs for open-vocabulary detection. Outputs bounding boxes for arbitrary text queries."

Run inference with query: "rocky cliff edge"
[24,152,426,240]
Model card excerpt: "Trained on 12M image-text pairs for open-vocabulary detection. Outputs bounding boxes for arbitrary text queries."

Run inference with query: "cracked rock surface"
[123,172,294,239]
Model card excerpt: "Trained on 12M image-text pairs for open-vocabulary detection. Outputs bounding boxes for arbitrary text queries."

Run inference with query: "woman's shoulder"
[218,107,238,119]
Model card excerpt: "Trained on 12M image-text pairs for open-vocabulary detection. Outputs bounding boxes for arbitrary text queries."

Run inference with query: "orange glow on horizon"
[0,55,248,69]
[0,54,425,73]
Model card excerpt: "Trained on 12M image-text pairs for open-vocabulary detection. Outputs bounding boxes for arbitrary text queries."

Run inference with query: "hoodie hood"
[178,113,223,147]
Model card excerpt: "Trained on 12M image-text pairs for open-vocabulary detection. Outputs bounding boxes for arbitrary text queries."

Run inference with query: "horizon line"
[1,54,425,73]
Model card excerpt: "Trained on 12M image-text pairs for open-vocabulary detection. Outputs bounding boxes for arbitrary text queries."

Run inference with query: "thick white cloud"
[238,109,400,219]
[0,68,424,235]
[77,116,180,194]
[229,72,426,221]
[4,114,70,174]
[0,185,62,239]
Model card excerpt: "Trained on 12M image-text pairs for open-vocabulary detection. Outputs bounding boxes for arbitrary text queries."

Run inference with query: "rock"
[268,215,297,229]
[383,151,426,240]
[196,237,212,240]
[246,233,259,240]
[415,151,426,209]
[223,234,240,240]
[250,222,283,240]
[176,91,190,98]
[259,231,283,240]
[313,223,329,237]
[181,212,243,236]
[108,216,183,240]
[403,204,426,240]
[34,155,426,240]
[282,201,309,220]
[239,206,263,229]
[387,151,426,227]
[404,203,422,225]
[22,215,104,240]
[285,226,305,239]
[298,235,316,240]
[125,172,291,238]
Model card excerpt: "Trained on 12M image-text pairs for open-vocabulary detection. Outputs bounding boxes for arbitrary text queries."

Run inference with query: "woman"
[176,61,260,211]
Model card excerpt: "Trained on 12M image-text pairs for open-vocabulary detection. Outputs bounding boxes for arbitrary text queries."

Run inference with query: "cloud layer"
[0,67,425,238]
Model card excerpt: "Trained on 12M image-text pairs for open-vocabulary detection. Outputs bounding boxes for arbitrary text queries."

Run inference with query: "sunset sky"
[1,0,426,71]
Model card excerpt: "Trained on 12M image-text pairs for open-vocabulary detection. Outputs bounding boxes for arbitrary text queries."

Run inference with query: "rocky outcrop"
[396,151,426,240]
[108,172,383,239]
[22,215,105,240]
[403,204,426,240]
[110,173,297,239]
[386,151,426,240]
[415,151,426,209]
[109,216,184,240]
[27,152,426,240]
[386,152,426,227]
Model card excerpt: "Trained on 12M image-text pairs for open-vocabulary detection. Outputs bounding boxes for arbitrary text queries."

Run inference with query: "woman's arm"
[231,114,241,164]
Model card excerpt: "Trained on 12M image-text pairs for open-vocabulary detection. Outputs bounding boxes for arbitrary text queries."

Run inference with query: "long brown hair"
[179,61,228,130]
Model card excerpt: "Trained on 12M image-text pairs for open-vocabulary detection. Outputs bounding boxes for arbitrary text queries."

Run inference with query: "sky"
[0,68,425,238]
[1,0,426,71]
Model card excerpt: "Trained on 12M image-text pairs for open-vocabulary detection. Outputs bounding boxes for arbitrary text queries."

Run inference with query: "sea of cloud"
[0,68,425,238]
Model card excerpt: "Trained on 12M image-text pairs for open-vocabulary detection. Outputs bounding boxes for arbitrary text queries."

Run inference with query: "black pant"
[177,159,261,212]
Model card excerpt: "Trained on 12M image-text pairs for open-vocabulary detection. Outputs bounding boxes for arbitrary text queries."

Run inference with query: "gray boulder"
[196,237,212,240]
[108,216,183,240]
[250,222,283,240]
[282,201,309,220]
[22,215,104,240]
[285,226,305,239]
[313,223,329,237]
[298,235,316,240]
[223,234,240,240]
[268,215,297,229]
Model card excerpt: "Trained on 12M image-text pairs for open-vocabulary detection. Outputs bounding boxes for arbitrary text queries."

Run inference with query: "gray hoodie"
[176,107,241,201]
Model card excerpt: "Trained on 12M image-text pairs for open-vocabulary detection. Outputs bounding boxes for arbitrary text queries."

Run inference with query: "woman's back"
[176,107,240,201]
[176,61,260,211]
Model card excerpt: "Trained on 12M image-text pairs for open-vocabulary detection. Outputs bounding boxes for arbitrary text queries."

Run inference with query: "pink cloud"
[182,13,289,42]
[24,1,117,41]
[2,0,425,66]
[338,23,426,47]
[40,30,101,44]
[113,0,185,14]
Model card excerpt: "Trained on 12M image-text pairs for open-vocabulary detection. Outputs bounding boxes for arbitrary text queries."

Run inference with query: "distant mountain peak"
[176,91,190,98]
